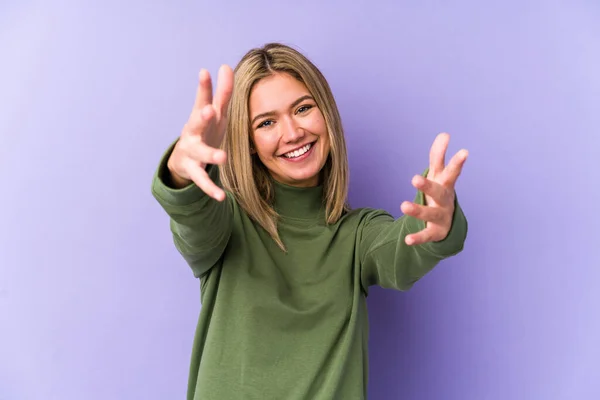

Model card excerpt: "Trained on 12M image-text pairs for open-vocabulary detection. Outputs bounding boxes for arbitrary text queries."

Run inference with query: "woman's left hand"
[401,133,468,246]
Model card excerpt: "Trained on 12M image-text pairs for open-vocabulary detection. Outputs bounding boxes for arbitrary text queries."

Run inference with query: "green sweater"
[151,145,468,400]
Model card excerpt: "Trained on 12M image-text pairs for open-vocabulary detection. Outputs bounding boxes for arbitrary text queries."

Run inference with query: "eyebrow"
[250,95,314,126]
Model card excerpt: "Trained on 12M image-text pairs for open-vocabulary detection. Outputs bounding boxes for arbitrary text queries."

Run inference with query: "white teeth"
[284,143,312,158]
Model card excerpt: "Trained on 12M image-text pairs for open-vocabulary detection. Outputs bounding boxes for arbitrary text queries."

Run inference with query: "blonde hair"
[220,43,349,250]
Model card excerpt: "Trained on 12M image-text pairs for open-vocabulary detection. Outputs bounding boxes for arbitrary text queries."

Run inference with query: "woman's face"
[249,72,330,188]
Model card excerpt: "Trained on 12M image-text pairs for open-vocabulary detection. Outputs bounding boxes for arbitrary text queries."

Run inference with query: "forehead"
[249,73,311,113]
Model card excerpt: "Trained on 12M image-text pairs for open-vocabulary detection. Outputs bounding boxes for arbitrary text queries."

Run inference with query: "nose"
[281,116,304,143]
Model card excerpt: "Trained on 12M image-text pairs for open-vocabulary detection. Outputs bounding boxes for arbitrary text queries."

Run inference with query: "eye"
[256,120,274,129]
[296,104,313,114]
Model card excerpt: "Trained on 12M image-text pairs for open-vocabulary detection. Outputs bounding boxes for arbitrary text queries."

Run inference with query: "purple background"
[1,1,599,399]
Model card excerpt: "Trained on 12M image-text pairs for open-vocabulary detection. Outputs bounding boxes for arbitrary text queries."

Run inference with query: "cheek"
[253,134,278,158]
[314,115,329,142]
[311,111,326,130]
[312,114,329,145]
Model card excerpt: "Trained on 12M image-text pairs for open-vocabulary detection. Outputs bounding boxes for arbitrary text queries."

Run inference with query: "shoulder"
[338,206,395,227]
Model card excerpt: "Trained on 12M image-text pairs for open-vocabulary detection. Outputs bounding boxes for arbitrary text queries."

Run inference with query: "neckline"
[271,179,325,220]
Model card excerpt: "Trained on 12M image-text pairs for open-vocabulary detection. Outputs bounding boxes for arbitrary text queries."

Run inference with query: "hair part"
[219,42,350,251]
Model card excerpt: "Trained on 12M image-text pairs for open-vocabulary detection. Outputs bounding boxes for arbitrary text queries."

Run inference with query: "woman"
[151,43,468,400]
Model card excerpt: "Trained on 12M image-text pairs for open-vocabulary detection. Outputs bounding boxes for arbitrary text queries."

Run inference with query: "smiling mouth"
[281,142,315,159]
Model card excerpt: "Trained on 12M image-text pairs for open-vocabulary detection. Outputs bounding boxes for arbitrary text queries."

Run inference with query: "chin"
[279,167,323,187]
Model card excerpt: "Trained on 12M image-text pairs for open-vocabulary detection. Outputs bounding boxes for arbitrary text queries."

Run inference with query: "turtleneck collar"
[271,179,325,220]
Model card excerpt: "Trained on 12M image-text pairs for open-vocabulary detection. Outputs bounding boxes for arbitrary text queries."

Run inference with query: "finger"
[185,161,226,201]
[401,201,447,224]
[443,149,469,187]
[411,175,448,206]
[213,65,234,118]
[405,227,439,246]
[429,132,450,175]
[192,69,213,112]
[185,104,215,136]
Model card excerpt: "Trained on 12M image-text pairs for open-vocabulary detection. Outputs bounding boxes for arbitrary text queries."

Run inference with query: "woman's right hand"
[167,65,234,201]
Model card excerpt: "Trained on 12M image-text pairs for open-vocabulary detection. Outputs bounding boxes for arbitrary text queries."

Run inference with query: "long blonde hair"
[220,43,349,250]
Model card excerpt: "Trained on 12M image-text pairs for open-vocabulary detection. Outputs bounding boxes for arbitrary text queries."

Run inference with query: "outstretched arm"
[152,66,236,278]
[360,133,469,291]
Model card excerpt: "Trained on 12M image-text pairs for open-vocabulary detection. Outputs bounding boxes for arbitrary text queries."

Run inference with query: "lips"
[280,141,316,159]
